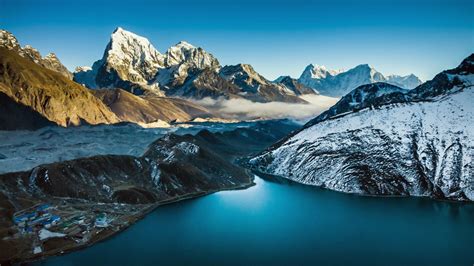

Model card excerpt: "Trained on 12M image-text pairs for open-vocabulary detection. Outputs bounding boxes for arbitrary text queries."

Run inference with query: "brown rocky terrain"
[0,30,73,79]
[93,88,210,124]
[0,48,120,127]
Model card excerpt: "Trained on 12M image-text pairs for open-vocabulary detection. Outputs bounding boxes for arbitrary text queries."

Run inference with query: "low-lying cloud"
[195,95,339,121]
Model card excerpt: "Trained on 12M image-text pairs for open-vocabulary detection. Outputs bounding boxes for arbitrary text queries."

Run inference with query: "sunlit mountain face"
[0,0,472,264]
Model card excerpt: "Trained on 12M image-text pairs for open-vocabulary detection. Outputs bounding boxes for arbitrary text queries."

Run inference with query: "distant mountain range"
[296,64,422,97]
[0,27,428,130]
[74,27,312,103]
[250,54,474,201]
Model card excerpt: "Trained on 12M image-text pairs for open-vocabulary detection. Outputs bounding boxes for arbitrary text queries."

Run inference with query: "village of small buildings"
[3,200,153,258]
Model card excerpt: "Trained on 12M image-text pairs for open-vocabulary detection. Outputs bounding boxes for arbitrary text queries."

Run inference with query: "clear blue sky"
[1,0,473,81]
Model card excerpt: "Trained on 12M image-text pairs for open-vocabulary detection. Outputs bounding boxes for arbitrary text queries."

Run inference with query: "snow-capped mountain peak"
[175,41,195,49]
[298,62,422,97]
[78,27,167,93]
[302,64,337,80]
[72,27,321,102]
[106,27,164,76]
[164,40,219,69]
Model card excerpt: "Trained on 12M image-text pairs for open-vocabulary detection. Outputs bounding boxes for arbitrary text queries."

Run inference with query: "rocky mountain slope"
[93,89,210,124]
[0,30,72,79]
[250,54,474,201]
[74,28,312,103]
[0,91,55,130]
[0,30,225,130]
[0,120,298,263]
[274,75,318,95]
[0,47,120,127]
[219,64,311,102]
[298,63,422,97]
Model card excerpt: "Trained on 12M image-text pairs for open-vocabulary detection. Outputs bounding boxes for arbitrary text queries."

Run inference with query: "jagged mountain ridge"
[273,75,318,95]
[74,28,314,103]
[306,82,408,126]
[0,47,120,127]
[298,63,422,97]
[0,30,227,130]
[250,54,474,202]
[0,30,72,79]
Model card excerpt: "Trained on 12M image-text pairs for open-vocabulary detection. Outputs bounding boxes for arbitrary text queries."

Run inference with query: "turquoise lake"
[37,176,474,266]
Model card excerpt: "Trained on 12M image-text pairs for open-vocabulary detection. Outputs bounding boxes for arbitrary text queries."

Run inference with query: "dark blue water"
[38,176,474,266]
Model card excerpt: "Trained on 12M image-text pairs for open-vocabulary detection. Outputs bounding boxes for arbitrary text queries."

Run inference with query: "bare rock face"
[0,47,120,127]
[0,30,73,79]
[251,54,474,202]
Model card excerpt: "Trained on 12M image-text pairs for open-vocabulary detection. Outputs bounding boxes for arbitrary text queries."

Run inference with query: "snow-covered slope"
[306,82,407,125]
[251,54,474,201]
[298,63,422,97]
[0,30,72,79]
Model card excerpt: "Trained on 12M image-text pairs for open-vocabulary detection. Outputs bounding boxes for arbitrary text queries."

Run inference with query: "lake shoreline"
[21,178,256,265]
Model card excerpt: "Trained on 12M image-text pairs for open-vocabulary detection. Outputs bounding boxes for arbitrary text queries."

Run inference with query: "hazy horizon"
[1,0,473,81]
